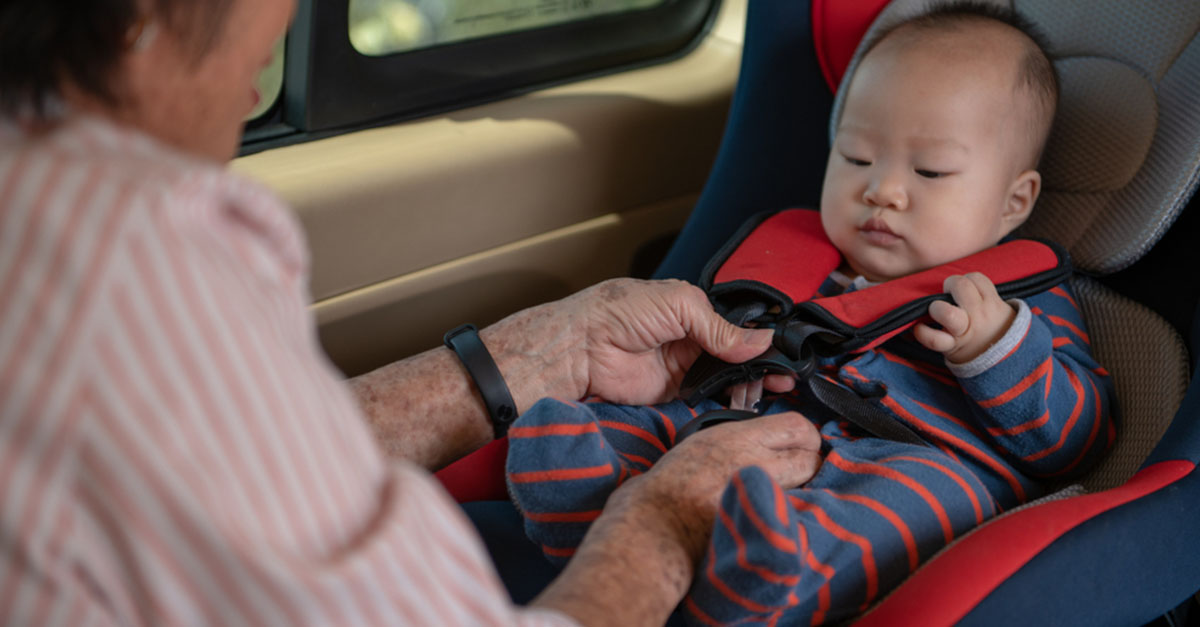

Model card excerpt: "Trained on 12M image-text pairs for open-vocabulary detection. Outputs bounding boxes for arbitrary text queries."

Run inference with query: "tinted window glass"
[241,0,715,152]
[348,0,666,56]
[248,38,286,121]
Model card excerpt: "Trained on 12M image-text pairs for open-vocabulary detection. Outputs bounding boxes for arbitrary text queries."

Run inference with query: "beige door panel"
[233,0,747,375]
[315,199,692,376]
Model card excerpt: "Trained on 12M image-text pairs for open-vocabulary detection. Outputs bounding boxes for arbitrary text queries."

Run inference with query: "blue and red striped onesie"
[506,274,1115,626]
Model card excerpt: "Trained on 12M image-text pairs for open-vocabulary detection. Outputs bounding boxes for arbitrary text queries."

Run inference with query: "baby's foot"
[684,465,805,625]
[505,398,627,566]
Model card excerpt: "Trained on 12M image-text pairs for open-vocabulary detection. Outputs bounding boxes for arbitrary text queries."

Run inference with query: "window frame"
[242,0,717,153]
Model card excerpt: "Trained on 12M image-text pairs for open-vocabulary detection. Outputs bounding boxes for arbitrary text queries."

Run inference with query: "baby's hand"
[725,374,795,411]
[728,379,764,411]
[913,273,1017,365]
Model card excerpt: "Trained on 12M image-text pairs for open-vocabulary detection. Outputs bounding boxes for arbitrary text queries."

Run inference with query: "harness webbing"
[679,209,1072,444]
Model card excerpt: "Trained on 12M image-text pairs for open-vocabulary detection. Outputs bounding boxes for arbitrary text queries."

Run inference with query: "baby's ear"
[1003,169,1041,228]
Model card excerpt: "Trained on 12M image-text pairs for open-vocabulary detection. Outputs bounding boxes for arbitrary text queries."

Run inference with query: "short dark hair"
[0,0,234,120]
[861,1,1059,166]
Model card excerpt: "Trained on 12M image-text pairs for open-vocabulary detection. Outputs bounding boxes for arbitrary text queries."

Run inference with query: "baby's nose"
[863,173,908,211]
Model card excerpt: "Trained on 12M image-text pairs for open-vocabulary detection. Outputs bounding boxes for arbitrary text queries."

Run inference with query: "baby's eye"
[844,156,871,166]
[915,169,946,179]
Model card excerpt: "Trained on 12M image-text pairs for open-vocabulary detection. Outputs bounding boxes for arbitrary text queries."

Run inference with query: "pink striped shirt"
[0,115,573,626]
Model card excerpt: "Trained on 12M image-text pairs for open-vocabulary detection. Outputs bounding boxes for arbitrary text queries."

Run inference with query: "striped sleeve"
[949,284,1116,479]
[0,118,575,626]
[506,398,706,564]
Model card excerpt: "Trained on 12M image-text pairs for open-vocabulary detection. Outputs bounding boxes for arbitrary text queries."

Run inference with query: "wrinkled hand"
[485,277,793,412]
[574,278,785,405]
[532,411,824,625]
[913,273,1017,364]
[618,410,824,562]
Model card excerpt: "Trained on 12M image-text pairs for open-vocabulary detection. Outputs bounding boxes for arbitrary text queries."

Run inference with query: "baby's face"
[820,30,1038,282]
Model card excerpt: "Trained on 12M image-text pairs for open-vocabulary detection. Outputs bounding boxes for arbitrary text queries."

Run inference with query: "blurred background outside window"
[348,0,665,56]
[249,38,286,121]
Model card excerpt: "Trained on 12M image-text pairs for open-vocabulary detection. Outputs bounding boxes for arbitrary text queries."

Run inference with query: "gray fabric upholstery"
[1068,276,1190,491]
[829,0,1200,275]
[1038,59,1156,193]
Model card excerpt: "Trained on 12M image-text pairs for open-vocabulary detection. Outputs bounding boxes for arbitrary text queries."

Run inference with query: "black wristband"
[443,324,518,438]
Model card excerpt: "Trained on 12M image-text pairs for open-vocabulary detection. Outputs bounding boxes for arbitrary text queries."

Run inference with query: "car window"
[240,0,714,151]
[248,37,286,122]
[348,0,667,56]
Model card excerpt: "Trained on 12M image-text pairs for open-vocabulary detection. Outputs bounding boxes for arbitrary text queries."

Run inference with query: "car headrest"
[828,0,1200,276]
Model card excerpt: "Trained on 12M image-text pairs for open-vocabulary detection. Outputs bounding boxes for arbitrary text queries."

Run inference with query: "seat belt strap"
[805,376,927,446]
[679,207,1072,446]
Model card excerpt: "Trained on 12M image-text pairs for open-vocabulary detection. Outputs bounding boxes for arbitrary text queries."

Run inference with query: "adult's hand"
[625,409,825,561]
[579,278,788,405]
[352,277,793,469]
[533,410,823,626]
[486,278,792,411]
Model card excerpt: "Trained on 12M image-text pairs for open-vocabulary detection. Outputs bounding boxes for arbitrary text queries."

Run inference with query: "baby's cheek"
[917,233,977,268]
[908,242,950,274]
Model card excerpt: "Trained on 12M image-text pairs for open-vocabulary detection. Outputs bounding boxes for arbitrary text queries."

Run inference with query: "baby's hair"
[861,1,1059,168]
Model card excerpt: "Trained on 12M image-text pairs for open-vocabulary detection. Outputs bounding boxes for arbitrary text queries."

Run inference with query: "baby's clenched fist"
[913,273,1017,364]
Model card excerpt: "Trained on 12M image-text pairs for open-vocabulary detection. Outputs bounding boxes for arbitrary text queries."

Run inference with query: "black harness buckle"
[679,321,840,407]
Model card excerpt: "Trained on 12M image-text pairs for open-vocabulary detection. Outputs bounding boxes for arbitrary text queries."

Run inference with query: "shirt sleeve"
[75,170,577,626]
[946,283,1116,480]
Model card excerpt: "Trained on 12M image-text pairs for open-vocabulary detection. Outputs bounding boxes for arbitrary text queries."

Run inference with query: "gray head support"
[830,0,1200,276]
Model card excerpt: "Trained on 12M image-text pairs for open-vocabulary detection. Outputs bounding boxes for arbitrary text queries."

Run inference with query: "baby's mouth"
[859,217,901,244]
[861,217,897,235]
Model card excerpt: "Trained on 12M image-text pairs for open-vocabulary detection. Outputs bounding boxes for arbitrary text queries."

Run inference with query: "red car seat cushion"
[812,0,893,91]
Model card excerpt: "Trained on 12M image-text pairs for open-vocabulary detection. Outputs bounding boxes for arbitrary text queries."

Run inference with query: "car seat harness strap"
[678,209,1072,445]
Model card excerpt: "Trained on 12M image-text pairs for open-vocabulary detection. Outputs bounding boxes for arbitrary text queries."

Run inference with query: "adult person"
[0,0,823,625]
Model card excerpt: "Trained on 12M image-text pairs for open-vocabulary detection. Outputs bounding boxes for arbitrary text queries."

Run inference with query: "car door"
[231,0,747,377]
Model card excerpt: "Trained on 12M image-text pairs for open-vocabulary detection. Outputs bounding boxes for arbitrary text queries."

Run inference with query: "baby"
[506,3,1115,625]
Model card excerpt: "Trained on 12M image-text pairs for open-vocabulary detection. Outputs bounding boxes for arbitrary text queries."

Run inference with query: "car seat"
[437,0,1200,622]
[652,0,1200,624]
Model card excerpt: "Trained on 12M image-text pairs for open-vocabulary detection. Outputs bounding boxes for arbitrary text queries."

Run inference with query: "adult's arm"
[351,278,778,470]
[16,141,817,624]
[38,160,585,625]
